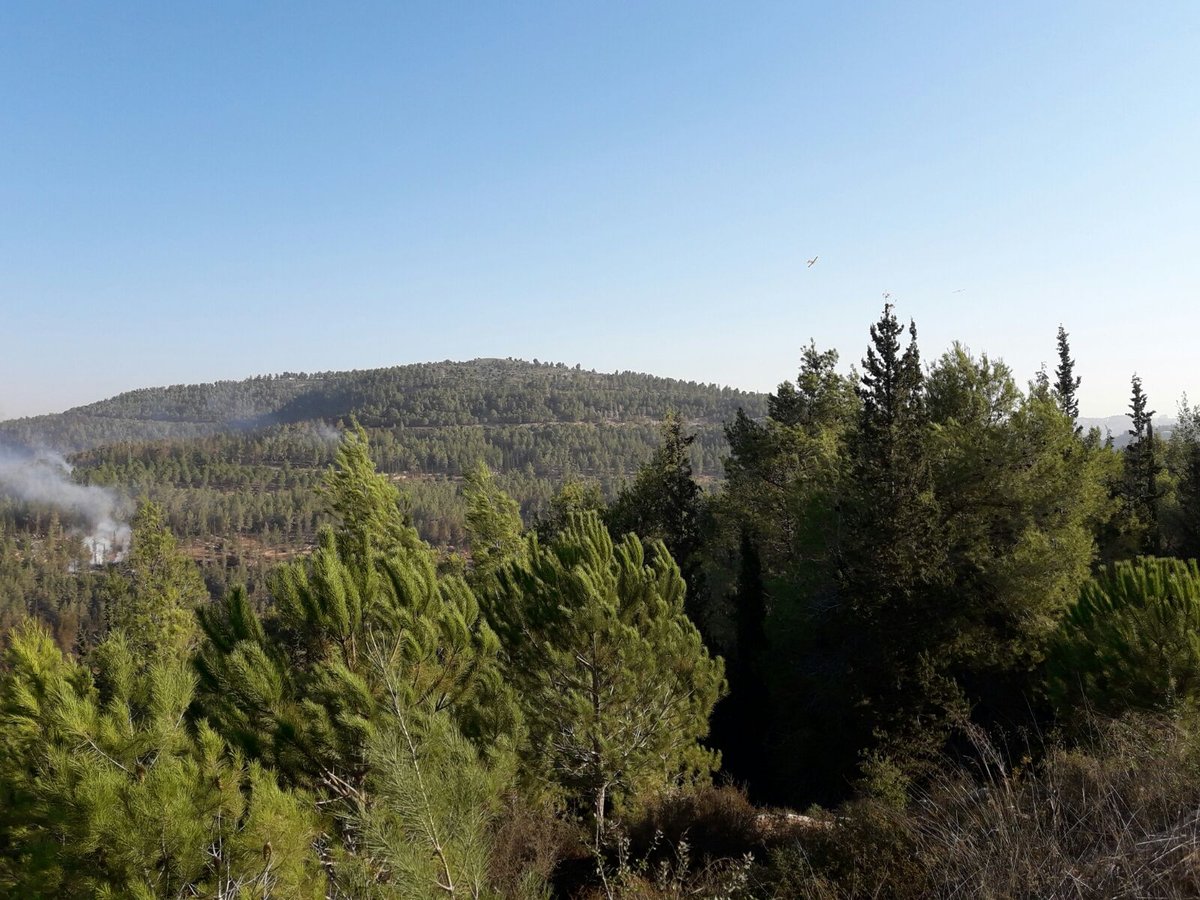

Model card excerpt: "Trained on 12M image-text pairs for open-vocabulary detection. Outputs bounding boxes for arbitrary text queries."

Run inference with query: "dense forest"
[0,359,761,647]
[0,358,763,451]
[4,316,1200,897]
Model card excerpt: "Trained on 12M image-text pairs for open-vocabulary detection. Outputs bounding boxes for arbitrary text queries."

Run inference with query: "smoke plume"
[0,444,131,564]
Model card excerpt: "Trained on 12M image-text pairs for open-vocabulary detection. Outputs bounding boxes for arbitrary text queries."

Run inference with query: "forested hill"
[1,360,766,617]
[0,358,766,452]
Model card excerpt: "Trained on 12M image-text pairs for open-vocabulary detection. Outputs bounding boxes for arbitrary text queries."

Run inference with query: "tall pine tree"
[831,304,958,788]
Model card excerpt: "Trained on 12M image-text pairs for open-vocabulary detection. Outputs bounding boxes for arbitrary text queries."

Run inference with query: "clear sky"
[1,1,1197,420]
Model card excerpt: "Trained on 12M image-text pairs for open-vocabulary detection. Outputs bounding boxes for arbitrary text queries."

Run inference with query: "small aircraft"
[807,256,818,267]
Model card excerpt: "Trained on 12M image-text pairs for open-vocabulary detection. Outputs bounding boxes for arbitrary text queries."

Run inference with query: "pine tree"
[606,412,705,617]
[0,622,323,898]
[768,342,859,433]
[105,501,206,665]
[329,634,517,898]
[196,531,512,792]
[482,511,725,838]
[843,304,944,611]
[718,341,855,575]
[321,422,424,583]
[1049,557,1200,716]
[195,430,514,794]
[536,478,606,540]
[831,304,956,784]
[1054,324,1082,428]
[462,462,525,590]
[925,345,1108,720]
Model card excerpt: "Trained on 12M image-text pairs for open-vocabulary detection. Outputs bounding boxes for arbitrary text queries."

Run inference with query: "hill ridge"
[0,358,768,453]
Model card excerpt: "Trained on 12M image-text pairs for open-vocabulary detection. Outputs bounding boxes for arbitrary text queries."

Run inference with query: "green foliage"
[843,304,944,605]
[714,343,853,583]
[195,431,513,795]
[702,346,856,798]
[605,412,715,641]
[536,477,606,539]
[1124,375,1163,554]
[483,511,726,833]
[710,326,1112,804]
[330,636,518,899]
[928,347,1108,676]
[1050,557,1200,716]
[1,358,766,452]
[607,413,704,582]
[322,423,425,577]
[829,305,956,777]
[10,320,1200,893]
[1166,405,1200,561]
[193,432,521,894]
[106,501,206,664]
[768,342,859,433]
[196,531,511,792]
[462,462,526,590]
[0,363,752,631]
[1054,324,1081,427]
[0,515,103,652]
[0,622,322,898]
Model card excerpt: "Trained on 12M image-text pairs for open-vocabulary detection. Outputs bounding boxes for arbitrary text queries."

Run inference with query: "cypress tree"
[1054,324,1082,428]
[706,531,770,796]
[1125,374,1161,554]
[1177,442,1200,561]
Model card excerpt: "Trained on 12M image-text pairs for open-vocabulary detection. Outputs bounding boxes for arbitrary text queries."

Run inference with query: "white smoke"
[308,421,344,444]
[0,445,131,565]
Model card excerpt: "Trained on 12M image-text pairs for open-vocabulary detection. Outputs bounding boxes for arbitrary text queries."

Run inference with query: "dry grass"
[488,793,586,898]
[768,715,1200,899]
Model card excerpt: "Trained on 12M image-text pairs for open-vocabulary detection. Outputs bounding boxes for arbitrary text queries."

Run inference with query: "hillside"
[0,359,767,639]
[0,358,765,452]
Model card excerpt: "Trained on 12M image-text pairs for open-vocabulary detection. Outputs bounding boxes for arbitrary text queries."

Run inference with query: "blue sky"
[1,1,1197,419]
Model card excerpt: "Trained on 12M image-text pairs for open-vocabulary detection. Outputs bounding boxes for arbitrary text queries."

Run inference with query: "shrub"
[488,794,583,899]
[764,716,1200,898]
[627,784,763,864]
